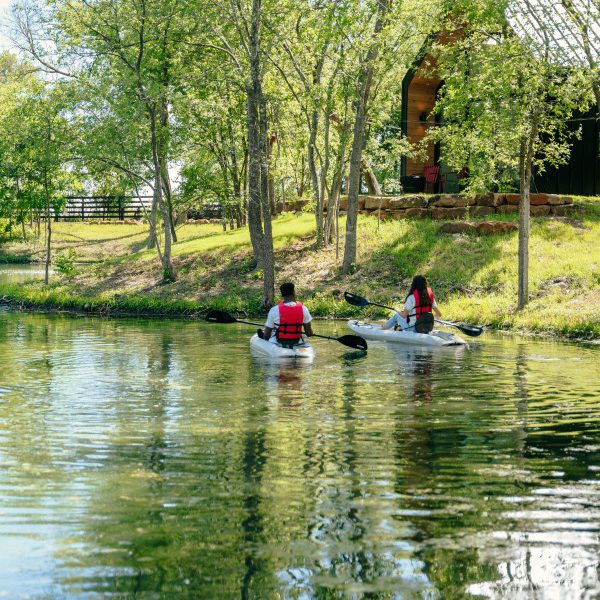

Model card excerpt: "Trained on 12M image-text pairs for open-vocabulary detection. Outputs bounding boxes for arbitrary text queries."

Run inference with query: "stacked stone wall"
[338,192,575,220]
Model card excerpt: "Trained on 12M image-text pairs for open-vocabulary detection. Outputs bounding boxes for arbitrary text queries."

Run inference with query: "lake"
[0,304,599,597]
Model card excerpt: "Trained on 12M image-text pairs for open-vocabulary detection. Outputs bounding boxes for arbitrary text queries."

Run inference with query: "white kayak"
[250,334,316,359]
[347,320,468,347]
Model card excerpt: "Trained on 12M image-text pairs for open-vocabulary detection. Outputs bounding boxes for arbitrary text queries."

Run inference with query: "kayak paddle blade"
[205,309,237,324]
[455,323,484,337]
[344,292,370,307]
[338,334,368,351]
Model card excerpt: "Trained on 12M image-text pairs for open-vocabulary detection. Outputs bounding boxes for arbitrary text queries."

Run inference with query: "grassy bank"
[1,200,599,339]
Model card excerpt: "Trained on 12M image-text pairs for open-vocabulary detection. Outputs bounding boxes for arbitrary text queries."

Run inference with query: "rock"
[431,207,468,219]
[358,197,366,210]
[548,195,573,205]
[404,208,430,218]
[364,196,391,210]
[530,205,551,216]
[504,193,520,205]
[431,194,470,208]
[388,195,428,209]
[385,210,407,220]
[497,205,518,214]
[551,204,575,216]
[339,196,348,210]
[476,221,519,234]
[530,193,548,205]
[438,221,476,234]
[470,206,496,217]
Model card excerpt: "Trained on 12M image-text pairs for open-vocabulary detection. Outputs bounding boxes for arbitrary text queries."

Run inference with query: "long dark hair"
[406,275,431,307]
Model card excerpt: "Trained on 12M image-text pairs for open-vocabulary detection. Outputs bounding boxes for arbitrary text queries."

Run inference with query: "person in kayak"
[261,282,314,346]
[383,275,442,331]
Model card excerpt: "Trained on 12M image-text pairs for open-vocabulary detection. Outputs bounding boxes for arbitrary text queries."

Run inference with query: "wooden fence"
[56,196,154,221]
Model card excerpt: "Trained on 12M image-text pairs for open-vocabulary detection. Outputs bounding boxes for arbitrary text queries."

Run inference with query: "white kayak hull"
[250,334,316,359]
[347,320,468,347]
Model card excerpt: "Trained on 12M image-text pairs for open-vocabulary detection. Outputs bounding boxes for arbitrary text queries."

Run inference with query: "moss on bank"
[1,200,599,340]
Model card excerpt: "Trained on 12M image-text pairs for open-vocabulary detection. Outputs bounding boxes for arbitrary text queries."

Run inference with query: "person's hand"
[394,307,403,315]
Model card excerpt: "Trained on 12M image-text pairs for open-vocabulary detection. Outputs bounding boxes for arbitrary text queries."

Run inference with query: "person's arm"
[302,306,314,336]
[433,305,441,318]
[263,307,277,339]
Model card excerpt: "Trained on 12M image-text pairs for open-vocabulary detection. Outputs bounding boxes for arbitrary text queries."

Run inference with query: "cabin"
[400,31,600,196]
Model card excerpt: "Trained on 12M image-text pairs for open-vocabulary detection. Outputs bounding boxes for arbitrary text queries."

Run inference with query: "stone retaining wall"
[338,192,575,220]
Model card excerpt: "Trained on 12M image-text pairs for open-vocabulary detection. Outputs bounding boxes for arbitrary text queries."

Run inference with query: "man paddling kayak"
[261,282,314,346]
[383,275,442,331]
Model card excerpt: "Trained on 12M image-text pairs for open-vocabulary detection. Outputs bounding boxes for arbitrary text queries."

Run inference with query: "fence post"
[81,198,85,221]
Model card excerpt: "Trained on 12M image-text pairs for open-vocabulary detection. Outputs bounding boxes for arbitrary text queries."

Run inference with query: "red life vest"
[408,288,434,323]
[276,301,304,341]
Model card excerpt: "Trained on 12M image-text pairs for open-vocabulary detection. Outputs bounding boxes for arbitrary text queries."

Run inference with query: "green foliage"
[53,248,78,275]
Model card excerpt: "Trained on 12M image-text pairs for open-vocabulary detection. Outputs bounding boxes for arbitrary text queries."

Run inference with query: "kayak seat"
[256,328,265,339]
[414,313,434,334]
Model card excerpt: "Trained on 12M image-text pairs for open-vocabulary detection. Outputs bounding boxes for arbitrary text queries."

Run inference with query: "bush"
[54,248,78,275]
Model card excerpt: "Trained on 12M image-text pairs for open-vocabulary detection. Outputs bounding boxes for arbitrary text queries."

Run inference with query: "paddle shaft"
[227,316,356,344]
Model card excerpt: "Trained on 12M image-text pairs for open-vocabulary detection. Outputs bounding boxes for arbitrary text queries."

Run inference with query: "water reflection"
[0,311,599,597]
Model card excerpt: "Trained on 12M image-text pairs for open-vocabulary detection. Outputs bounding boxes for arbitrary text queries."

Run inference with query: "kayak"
[347,320,468,347]
[250,334,316,359]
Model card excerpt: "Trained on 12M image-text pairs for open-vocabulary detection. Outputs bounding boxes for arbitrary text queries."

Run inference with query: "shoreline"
[2,288,598,345]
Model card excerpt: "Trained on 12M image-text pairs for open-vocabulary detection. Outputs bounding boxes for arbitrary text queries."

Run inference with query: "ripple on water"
[0,312,599,597]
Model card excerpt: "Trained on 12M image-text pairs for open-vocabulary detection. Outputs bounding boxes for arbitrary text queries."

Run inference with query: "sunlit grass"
[1,200,599,339]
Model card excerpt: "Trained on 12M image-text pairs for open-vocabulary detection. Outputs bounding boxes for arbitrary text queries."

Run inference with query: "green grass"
[1,202,599,339]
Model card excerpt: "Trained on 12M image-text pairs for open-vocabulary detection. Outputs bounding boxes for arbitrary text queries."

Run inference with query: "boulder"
[476,221,519,234]
[339,196,348,210]
[504,193,521,205]
[497,205,518,214]
[549,195,573,205]
[385,210,407,220]
[431,207,468,219]
[438,221,476,234]
[405,208,430,218]
[364,196,391,210]
[470,206,496,217]
[431,194,470,208]
[529,193,549,205]
[551,204,575,216]
[388,195,428,209]
[530,205,551,216]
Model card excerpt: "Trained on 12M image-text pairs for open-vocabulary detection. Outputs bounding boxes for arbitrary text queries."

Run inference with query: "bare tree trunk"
[361,159,382,195]
[325,119,350,245]
[44,172,51,285]
[246,81,264,266]
[258,88,275,308]
[149,107,176,282]
[147,193,158,249]
[517,108,539,310]
[342,0,390,273]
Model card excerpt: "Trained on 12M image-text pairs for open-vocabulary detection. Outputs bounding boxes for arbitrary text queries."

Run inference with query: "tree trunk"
[147,193,158,249]
[361,159,382,195]
[246,82,264,266]
[258,87,275,308]
[325,120,350,245]
[308,108,322,243]
[342,0,390,273]
[44,173,51,285]
[517,108,539,310]
[149,107,176,282]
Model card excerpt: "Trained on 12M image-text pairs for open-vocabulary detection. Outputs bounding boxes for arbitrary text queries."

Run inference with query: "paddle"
[205,309,368,350]
[343,291,484,338]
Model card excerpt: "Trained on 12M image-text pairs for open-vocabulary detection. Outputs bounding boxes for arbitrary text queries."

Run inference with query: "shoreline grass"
[1,199,599,340]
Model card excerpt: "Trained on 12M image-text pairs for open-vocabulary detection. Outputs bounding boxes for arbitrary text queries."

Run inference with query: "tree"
[431,0,593,308]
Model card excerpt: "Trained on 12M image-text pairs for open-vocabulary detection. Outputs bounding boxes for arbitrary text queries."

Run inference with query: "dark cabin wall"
[534,108,600,196]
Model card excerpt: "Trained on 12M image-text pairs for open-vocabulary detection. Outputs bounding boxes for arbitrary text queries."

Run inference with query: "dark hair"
[280,282,295,297]
[406,275,431,307]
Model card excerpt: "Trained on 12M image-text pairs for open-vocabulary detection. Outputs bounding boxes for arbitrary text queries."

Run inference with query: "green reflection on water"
[0,309,599,597]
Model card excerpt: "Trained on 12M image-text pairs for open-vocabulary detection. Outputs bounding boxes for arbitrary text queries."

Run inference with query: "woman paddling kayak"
[383,275,442,332]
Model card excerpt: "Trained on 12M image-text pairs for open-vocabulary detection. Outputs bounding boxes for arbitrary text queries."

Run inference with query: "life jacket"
[275,301,304,342]
[407,288,434,323]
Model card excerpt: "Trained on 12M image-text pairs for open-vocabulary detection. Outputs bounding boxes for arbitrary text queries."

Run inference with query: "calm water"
[0,308,599,598]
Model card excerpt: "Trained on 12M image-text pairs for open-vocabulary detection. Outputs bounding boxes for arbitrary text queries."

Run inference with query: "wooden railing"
[56,196,154,221]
